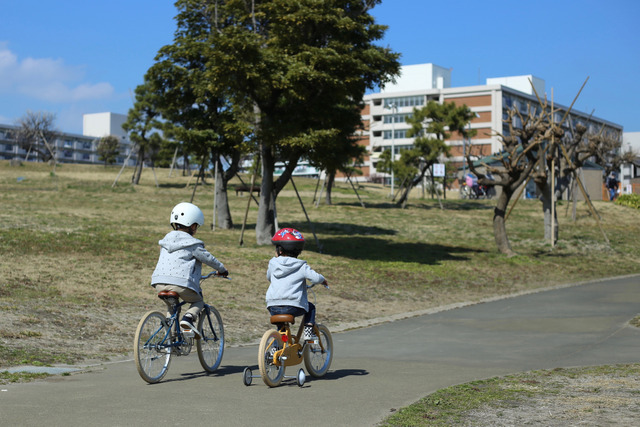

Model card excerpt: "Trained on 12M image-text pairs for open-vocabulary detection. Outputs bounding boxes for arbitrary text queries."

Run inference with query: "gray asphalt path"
[2,275,639,426]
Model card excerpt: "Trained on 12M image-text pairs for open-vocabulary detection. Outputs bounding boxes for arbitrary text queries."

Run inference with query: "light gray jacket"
[151,230,226,294]
[266,256,325,311]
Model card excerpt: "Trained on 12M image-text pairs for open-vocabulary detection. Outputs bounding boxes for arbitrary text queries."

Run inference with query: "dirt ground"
[465,372,640,426]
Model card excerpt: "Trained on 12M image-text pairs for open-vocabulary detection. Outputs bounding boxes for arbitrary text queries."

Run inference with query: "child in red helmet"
[266,228,328,341]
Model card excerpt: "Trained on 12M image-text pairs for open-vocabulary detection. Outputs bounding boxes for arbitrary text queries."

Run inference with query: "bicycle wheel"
[304,324,333,377]
[258,329,285,387]
[134,310,172,384]
[460,186,469,199]
[197,305,224,372]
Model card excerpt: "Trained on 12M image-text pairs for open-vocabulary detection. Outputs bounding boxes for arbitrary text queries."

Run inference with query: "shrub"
[615,194,640,209]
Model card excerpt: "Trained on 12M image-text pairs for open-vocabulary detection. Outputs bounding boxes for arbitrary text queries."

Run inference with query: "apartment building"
[0,112,136,166]
[359,63,624,185]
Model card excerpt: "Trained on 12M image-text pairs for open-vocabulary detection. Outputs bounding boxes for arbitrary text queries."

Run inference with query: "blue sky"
[1,0,638,134]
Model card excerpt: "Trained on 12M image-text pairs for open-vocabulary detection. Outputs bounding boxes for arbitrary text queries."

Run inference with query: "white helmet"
[170,202,204,229]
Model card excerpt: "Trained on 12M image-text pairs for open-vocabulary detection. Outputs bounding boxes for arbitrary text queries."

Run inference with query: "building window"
[384,113,412,124]
[504,95,513,108]
[383,130,408,139]
[384,96,424,108]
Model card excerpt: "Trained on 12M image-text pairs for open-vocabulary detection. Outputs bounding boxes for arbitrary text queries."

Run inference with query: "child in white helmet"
[151,202,228,337]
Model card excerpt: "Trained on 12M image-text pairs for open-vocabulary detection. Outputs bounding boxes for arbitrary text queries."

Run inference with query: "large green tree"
[123,81,163,185]
[210,0,400,244]
[146,0,253,228]
[96,135,120,166]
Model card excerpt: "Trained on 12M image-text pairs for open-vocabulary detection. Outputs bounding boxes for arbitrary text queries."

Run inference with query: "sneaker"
[303,325,317,342]
[180,314,200,338]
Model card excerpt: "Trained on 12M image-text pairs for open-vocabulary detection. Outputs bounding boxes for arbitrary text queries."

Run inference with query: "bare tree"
[468,106,550,256]
[14,111,60,164]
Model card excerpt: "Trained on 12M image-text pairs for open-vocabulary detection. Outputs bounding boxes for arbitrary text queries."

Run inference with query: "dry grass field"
[1,160,639,369]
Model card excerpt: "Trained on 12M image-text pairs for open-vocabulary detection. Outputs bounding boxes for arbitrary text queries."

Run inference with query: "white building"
[0,112,136,166]
[359,63,624,186]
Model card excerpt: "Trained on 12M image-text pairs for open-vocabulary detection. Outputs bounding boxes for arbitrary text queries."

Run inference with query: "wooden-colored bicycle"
[243,284,333,387]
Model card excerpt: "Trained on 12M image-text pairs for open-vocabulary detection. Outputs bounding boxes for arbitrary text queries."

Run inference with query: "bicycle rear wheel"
[197,305,224,372]
[258,329,285,387]
[304,324,333,377]
[134,310,172,383]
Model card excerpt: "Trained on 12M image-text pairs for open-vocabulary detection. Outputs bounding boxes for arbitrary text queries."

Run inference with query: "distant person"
[151,202,228,337]
[266,228,328,341]
[606,172,619,201]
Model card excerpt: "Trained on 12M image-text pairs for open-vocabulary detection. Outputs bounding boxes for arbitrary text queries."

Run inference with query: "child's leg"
[303,302,316,326]
[154,284,175,318]
[175,288,204,319]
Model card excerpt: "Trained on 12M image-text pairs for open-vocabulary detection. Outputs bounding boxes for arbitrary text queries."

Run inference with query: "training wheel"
[296,368,306,387]
[243,367,253,386]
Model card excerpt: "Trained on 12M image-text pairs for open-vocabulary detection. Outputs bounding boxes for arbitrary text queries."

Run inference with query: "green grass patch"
[0,370,51,384]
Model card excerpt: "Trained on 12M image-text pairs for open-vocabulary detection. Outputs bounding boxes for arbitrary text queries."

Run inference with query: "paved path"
[2,276,639,426]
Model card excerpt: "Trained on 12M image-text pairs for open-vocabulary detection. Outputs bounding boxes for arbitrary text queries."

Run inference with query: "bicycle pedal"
[183,329,195,339]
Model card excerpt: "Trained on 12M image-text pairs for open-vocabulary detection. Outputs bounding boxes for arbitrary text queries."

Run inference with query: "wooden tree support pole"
[551,90,556,248]
[312,174,322,205]
[558,144,609,245]
[291,177,322,253]
[239,171,257,246]
[346,174,366,208]
[505,179,529,221]
[212,161,218,230]
[315,176,326,208]
[112,148,135,188]
[235,172,260,206]
[168,146,179,178]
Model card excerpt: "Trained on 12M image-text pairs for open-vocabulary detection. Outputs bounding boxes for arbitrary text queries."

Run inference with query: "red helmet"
[271,228,305,254]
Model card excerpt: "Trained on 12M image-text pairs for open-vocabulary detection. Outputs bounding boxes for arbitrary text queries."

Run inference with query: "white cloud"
[0,42,113,103]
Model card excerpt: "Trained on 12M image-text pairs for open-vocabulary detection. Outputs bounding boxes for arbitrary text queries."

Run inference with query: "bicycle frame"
[140,299,190,355]
[270,323,325,367]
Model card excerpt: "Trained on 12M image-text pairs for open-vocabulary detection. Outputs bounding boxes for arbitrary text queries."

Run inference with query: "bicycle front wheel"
[134,310,172,384]
[258,329,285,387]
[197,305,224,372]
[304,324,333,377]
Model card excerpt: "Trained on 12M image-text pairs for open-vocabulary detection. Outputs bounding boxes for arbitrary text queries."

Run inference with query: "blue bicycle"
[134,272,226,383]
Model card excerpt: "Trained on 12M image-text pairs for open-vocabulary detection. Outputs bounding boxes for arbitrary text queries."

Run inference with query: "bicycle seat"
[158,291,180,300]
[270,314,295,325]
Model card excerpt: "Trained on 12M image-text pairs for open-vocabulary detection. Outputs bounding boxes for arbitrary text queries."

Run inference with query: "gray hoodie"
[266,256,325,310]
[151,230,226,294]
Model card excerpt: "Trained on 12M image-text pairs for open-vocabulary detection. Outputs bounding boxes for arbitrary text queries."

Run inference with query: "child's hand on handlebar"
[322,280,330,290]
[218,269,229,278]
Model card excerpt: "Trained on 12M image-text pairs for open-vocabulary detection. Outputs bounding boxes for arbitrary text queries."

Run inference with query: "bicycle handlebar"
[201,271,231,281]
[307,282,330,290]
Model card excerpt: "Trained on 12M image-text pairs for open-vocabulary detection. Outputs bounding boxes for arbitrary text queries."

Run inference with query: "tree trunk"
[324,172,335,205]
[396,166,427,207]
[132,147,144,185]
[215,163,233,229]
[256,144,276,245]
[493,189,516,257]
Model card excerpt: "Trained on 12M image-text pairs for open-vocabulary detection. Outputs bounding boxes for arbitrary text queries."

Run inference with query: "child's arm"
[193,247,228,276]
[303,264,325,285]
